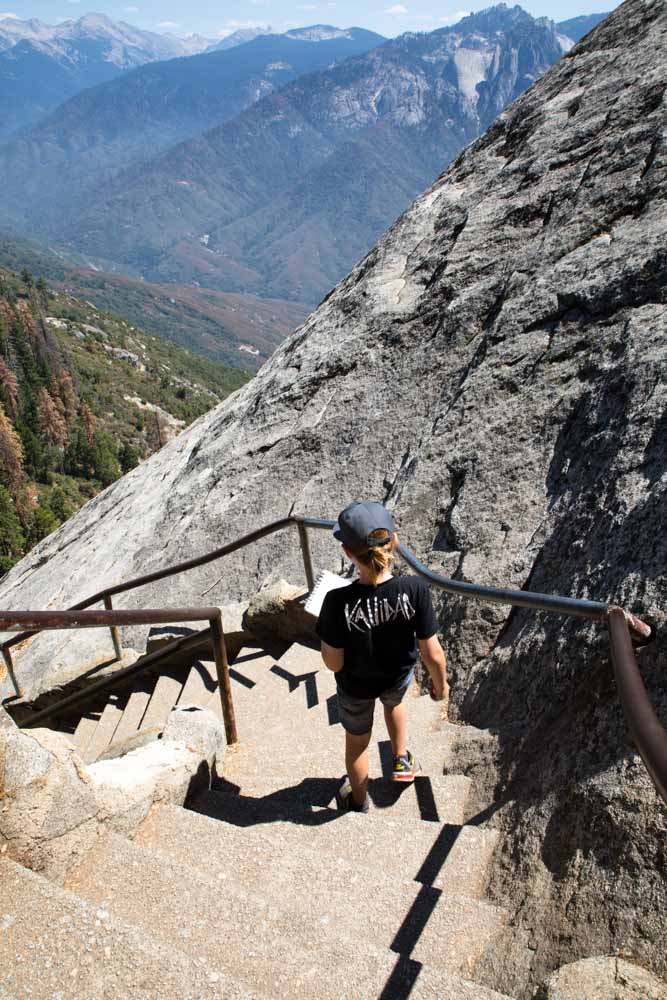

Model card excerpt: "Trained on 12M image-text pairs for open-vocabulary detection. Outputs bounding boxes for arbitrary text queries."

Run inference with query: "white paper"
[304,569,354,617]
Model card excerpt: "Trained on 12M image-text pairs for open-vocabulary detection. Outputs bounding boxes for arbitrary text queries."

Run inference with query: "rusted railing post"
[296,520,315,591]
[1,645,21,698]
[608,606,667,806]
[103,594,123,661]
[210,611,238,745]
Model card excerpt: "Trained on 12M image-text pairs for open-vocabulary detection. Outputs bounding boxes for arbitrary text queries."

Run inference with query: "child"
[316,500,449,813]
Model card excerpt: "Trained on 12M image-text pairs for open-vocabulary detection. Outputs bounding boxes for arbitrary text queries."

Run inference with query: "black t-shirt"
[316,574,439,698]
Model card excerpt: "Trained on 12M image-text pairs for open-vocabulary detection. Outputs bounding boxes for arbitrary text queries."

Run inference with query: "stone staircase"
[0,640,513,999]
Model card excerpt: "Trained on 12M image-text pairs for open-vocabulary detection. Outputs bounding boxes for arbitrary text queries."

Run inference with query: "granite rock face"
[0,0,665,993]
[535,956,667,1000]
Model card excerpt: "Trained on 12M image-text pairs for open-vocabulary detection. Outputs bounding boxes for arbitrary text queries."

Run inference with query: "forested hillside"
[0,233,309,368]
[0,266,248,572]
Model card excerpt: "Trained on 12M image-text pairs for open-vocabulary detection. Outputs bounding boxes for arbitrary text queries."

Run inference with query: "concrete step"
[82,691,125,764]
[0,858,257,1000]
[139,670,183,732]
[108,676,154,746]
[220,734,467,822]
[221,709,451,796]
[72,710,99,755]
[178,658,217,709]
[209,644,447,758]
[192,785,472,881]
[433,825,501,898]
[67,832,508,999]
[139,801,502,923]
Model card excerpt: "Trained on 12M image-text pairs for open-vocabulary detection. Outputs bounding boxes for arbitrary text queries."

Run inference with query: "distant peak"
[77,12,116,28]
[284,24,352,41]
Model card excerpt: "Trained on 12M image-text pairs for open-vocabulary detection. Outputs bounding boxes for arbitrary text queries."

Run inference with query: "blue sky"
[1,0,617,41]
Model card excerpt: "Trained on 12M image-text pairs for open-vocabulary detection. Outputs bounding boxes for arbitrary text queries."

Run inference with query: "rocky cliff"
[0,0,665,993]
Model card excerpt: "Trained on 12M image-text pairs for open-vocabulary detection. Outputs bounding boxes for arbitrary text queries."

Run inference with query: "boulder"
[162,704,226,768]
[0,702,226,879]
[0,709,100,881]
[535,957,667,1000]
[87,729,220,837]
[242,581,317,647]
[89,705,225,834]
[145,602,252,665]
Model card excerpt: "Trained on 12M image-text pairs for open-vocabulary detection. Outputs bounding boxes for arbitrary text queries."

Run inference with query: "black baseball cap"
[333,501,397,551]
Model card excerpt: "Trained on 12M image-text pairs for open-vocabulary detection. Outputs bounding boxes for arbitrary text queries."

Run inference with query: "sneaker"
[335,779,370,813]
[392,750,419,782]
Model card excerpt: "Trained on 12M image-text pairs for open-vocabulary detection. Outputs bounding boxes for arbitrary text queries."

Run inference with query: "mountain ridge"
[1,5,567,304]
[0,25,386,220]
[0,12,213,140]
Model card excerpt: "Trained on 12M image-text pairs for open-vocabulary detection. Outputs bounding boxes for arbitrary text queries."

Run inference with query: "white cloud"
[385,3,407,12]
[157,20,179,29]
[0,11,19,18]
[125,5,139,11]
[438,9,469,23]
[297,3,318,8]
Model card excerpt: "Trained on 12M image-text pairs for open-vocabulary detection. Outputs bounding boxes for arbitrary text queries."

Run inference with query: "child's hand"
[429,677,450,719]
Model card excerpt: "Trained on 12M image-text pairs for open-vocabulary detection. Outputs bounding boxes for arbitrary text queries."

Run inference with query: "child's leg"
[384,700,408,758]
[345,729,372,805]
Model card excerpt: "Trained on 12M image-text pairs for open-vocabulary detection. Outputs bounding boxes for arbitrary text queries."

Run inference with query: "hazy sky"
[1,0,617,41]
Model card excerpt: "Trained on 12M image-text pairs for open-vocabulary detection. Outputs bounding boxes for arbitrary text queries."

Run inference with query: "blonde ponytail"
[353,529,398,586]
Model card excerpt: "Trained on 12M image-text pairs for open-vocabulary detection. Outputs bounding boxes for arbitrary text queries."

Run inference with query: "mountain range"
[0,13,213,140]
[5,5,567,303]
[0,7,612,315]
[0,24,385,219]
[22,5,576,303]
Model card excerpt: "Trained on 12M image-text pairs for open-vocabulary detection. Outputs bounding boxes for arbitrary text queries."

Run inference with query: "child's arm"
[321,640,344,674]
[418,635,450,717]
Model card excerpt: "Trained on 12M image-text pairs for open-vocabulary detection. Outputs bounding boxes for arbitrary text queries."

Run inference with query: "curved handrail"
[0,511,663,803]
[1,512,652,655]
[608,607,667,805]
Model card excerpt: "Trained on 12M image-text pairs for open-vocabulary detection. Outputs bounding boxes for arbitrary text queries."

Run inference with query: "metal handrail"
[1,512,662,803]
[608,607,667,805]
[0,606,237,744]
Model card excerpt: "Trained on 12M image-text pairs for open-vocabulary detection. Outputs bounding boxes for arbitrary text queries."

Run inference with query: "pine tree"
[90,430,121,487]
[26,504,58,547]
[37,388,68,448]
[0,359,19,418]
[119,441,140,473]
[80,402,96,445]
[0,402,24,494]
[0,484,25,572]
[54,371,77,424]
[48,485,73,522]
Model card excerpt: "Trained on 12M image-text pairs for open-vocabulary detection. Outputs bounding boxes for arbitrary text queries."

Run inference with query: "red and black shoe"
[392,750,419,782]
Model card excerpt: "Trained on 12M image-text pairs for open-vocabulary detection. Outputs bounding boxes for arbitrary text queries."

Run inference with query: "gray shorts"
[337,671,414,735]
